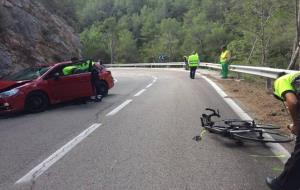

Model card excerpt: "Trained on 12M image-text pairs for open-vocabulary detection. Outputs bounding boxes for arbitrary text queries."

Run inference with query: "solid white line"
[134,89,147,97]
[202,75,291,164]
[16,123,102,184]
[106,99,133,116]
[146,83,153,88]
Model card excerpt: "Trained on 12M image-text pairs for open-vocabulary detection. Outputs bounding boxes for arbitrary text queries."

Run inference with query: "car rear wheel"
[96,81,108,97]
[25,92,49,113]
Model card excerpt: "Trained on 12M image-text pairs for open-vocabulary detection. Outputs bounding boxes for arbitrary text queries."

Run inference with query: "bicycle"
[199,108,294,144]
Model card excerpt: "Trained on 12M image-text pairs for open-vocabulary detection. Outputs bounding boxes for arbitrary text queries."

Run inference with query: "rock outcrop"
[0,0,81,77]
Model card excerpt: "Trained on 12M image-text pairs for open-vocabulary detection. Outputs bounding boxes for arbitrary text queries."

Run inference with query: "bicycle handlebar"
[201,108,221,127]
[205,108,220,118]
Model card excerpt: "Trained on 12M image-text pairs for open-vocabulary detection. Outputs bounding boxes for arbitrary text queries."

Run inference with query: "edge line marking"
[201,75,291,164]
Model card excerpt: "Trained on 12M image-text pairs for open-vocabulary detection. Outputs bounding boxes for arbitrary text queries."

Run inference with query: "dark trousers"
[91,80,100,96]
[190,67,197,79]
[277,135,300,190]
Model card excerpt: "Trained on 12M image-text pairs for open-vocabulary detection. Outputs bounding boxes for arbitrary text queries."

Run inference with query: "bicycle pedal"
[193,136,202,142]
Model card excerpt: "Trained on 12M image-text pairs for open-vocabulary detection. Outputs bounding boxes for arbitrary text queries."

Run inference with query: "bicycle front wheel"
[231,130,294,143]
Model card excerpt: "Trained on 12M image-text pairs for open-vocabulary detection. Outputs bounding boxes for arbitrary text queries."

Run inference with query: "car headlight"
[0,88,19,98]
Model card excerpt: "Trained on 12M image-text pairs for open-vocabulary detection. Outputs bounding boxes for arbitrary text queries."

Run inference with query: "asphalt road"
[0,69,285,190]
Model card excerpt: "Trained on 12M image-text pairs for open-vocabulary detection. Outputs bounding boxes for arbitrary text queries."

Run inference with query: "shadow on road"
[0,98,102,120]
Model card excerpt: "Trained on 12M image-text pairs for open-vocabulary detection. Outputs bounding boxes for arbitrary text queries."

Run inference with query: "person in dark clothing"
[90,63,103,102]
[183,56,189,70]
[98,59,103,65]
[71,57,79,62]
[266,71,300,190]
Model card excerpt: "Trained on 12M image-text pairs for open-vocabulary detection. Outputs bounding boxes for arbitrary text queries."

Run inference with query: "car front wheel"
[25,92,49,113]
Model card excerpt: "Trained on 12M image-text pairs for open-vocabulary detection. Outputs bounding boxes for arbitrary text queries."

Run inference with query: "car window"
[44,66,64,80]
[4,67,50,81]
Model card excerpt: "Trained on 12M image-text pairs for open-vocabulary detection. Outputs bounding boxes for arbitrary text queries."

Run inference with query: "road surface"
[0,69,285,190]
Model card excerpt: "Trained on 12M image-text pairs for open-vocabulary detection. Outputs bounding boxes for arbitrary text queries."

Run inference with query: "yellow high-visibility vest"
[188,53,199,67]
[274,72,300,100]
[220,50,230,63]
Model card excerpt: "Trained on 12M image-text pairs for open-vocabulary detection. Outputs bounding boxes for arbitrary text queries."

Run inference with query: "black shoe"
[265,177,282,190]
[95,95,103,102]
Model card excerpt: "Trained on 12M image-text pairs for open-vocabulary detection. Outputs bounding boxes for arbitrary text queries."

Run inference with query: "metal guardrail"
[105,62,298,79]
[201,63,297,79]
[105,62,185,67]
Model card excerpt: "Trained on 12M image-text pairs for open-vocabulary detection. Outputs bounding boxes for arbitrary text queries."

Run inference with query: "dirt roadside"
[205,74,292,134]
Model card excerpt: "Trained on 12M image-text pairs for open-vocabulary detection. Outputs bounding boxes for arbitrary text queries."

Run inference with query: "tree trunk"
[247,37,258,64]
[260,0,266,66]
[289,46,300,69]
[288,0,300,69]
[109,34,116,64]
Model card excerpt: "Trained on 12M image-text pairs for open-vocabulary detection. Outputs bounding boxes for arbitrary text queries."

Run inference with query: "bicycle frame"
[200,108,293,143]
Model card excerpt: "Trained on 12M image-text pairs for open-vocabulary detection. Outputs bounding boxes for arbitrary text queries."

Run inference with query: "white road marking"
[152,76,158,83]
[201,75,291,164]
[15,123,102,184]
[146,83,153,88]
[134,89,147,97]
[106,99,133,116]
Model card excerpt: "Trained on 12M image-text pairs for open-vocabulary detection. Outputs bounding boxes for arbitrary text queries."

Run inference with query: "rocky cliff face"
[0,0,81,77]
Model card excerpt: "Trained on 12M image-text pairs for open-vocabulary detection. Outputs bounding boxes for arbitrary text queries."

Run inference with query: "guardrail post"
[266,78,272,90]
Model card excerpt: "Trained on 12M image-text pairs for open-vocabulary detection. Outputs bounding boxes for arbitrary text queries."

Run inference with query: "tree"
[116,30,138,63]
[75,0,295,66]
[158,18,182,61]
[288,0,300,69]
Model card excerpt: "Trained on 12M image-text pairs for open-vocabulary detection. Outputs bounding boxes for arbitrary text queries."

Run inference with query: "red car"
[0,59,114,114]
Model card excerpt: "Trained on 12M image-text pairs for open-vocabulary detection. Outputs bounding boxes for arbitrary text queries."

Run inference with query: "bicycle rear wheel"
[224,120,281,130]
[231,129,294,143]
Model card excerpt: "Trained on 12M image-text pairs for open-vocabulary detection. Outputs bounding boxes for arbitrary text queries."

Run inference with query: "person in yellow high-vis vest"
[266,72,300,190]
[219,45,231,79]
[188,51,199,79]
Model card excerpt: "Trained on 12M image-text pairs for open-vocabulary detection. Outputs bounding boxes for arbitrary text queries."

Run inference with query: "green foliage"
[116,29,138,63]
[43,0,297,67]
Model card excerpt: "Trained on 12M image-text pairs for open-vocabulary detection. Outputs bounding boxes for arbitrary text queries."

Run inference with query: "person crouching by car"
[91,62,103,102]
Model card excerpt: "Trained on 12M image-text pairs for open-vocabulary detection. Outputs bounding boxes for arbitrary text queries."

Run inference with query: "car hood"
[0,80,31,93]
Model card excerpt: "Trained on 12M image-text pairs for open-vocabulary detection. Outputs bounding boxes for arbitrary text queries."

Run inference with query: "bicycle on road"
[199,108,294,144]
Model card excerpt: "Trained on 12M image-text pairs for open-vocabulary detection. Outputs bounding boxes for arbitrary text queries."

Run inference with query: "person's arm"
[226,51,231,63]
[284,92,300,134]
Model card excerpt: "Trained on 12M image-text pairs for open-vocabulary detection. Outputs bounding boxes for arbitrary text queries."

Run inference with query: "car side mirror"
[53,72,60,80]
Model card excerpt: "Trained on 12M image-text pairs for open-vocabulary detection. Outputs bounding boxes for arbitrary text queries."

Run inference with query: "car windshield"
[3,67,50,81]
